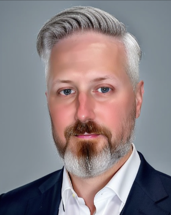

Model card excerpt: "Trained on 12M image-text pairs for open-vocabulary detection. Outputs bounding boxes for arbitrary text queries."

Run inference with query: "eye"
[59,89,75,96]
[97,87,111,93]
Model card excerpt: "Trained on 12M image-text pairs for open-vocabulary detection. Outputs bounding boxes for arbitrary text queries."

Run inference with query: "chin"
[63,141,132,178]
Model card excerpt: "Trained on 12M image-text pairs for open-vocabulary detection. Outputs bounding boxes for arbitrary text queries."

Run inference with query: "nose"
[75,92,95,122]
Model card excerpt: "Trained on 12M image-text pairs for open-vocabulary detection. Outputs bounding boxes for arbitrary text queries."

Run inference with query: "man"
[0,6,171,215]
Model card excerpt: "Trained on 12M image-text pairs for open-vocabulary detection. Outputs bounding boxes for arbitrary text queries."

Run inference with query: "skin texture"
[46,31,144,214]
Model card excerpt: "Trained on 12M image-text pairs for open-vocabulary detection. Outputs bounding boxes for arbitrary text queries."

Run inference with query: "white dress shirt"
[58,144,140,215]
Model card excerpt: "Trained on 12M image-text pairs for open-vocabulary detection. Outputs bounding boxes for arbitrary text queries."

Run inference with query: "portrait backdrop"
[0,1,171,194]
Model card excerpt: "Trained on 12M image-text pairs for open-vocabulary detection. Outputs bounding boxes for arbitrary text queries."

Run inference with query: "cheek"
[99,103,123,128]
[97,96,134,129]
[49,103,74,140]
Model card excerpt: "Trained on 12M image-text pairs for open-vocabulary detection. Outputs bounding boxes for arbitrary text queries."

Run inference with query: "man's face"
[46,31,144,178]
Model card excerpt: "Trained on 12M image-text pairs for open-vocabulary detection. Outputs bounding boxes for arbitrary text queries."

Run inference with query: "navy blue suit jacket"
[0,152,171,215]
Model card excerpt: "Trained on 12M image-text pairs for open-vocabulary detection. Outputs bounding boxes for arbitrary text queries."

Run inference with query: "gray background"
[0,1,171,194]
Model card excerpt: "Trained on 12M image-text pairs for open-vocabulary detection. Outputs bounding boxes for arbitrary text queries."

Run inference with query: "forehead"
[50,31,126,60]
[48,31,128,83]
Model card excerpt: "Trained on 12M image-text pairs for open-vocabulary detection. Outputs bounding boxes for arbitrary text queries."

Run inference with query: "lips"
[75,132,100,139]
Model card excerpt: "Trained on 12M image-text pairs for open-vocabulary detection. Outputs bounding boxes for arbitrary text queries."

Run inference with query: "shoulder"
[138,152,171,181]
[137,152,171,211]
[0,169,63,214]
[138,152,171,188]
[156,170,171,192]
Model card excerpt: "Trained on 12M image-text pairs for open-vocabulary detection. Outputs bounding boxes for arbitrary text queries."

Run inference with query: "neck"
[68,147,132,214]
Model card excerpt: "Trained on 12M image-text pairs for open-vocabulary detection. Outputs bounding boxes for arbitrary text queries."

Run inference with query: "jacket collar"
[39,168,63,194]
[120,152,169,215]
[26,169,63,215]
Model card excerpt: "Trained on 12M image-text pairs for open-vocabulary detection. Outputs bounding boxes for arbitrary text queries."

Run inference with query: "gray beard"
[63,141,132,178]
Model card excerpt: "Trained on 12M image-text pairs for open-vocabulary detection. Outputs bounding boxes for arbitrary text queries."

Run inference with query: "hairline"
[44,29,138,90]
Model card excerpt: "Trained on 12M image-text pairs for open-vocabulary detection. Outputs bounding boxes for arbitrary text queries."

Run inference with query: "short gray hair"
[37,6,141,88]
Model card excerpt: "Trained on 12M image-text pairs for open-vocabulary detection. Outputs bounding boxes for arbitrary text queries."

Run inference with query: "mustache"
[64,120,112,141]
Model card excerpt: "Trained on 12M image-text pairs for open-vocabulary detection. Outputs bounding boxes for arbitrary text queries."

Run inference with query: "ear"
[135,81,144,118]
[45,91,49,102]
[45,91,48,98]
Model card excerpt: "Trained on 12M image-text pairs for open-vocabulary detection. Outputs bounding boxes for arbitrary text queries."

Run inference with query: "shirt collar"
[105,143,140,210]
[61,167,75,209]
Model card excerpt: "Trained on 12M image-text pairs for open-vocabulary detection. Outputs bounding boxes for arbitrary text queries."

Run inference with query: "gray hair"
[37,6,141,88]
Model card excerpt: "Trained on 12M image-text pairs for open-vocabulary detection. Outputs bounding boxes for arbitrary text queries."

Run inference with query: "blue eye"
[60,89,75,95]
[97,87,111,93]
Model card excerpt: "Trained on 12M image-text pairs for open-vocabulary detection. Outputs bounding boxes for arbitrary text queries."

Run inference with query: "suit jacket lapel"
[26,169,63,215]
[120,152,169,215]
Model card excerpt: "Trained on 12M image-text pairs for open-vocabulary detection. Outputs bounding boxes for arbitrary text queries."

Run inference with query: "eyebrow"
[52,79,74,85]
[57,80,73,83]
[53,75,116,85]
[92,76,113,82]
